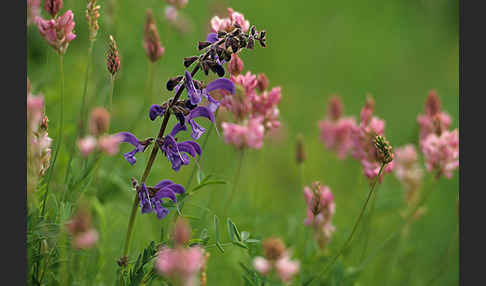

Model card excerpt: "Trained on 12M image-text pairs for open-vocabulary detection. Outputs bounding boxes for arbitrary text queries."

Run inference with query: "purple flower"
[137,180,185,219]
[184,70,235,107]
[149,104,166,121]
[117,132,152,165]
[186,106,215,140]
[159,132,202,171]
[207,32,219,44]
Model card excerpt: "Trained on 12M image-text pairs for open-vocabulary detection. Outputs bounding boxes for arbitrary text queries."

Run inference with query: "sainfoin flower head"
[144,9,165,62]
[421,129,459,179]
[65,205,99,249]
[44,0,63,18]
[210,8,250,33]
[417,90,451,142]
[222,116,265,149]
[303,182,336,249]
[319,96,357,159]
[27,0,41,25]
[252,237,300,283]
[394,144,423,205]
[351,96,394,181]
[35,10,76,55]
[86,0,101,42]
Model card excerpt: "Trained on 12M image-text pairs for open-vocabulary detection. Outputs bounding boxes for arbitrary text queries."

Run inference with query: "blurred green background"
[27,0,458,285]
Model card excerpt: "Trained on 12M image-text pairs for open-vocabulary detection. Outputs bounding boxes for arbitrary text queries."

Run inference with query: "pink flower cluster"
[144,9,165,62]
[155,219,206,286]
[210,8,250,33]
[417,91,458,178]
[351,97,394,181]
[66,206,99,249]
[252,238,300,283]
[303,182,336,250]
[35,10,76,55]
[220,68,282,149]
[27,83,52,193]
[164,0,188,24]
[27,0,41,26]
[77,107,122,157]
[319,96,357,159]
[394,145,423,206]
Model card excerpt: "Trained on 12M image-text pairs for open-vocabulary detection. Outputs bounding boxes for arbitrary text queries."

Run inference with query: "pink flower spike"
[35,10,76,55]
[421,129,459,179]
[77,136,97,157]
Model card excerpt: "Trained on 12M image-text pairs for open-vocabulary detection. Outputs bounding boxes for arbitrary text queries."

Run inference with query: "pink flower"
[394,145,423,205]
[27,94,45,132]
[97,134,122,155]
[319,96,357,159]
[421,129,459,179]
[210,8,250,33]
[164,5,178,23]
[417,90,451,142]
[44,0,63,18]
[231,71,258,97]
[253,257,271,275]
[73,229,99,249]
[27,0,41,25]
[303,182,336,249]
[351,97,394,181]
[35,10,76,54]
[77,136,97,157]
[228,54,244,76]
[222,116,264,149]
[156,246,205,286]
[144,9,165,62]
[275,255,300,283]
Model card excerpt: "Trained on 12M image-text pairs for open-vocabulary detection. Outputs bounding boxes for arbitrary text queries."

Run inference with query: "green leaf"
[191,180,227,193]
[241,231,250,241]
[232,241,248,249]
[216,241,225,253]
[214,215,220,243]
[227,218,242,242]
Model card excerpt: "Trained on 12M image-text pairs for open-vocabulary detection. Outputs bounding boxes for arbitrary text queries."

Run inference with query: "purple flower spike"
[185,71,202,105]
[149,104,165,121]
[206,78,235,94]
[207,32,219,43]
[160,135,202,171]
[118,132,152,165]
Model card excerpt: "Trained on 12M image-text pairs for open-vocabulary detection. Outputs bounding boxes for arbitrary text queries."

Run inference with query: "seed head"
[106,35,121,76]
[86,0,100,42]
[374,135,394,165]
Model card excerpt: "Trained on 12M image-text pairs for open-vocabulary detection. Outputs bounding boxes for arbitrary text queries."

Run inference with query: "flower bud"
[425,89,441,116]
[173,218,191,246]
[86,0,100,42]
[263,237,286,261]
[89,107,110,136]
[256,73,268,92]
[374,135,394,165]
[45,0,63,18]
[184,56,198,68]
[227,54,244,76]
[328,95,342,121]
[144,9,165,62]
[166,76,183,91]
[296,134,305,165]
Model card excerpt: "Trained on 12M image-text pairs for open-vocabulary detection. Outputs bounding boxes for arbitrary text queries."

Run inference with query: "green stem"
[62,43,94,201]
[223,149,246,216]
[359,188,378,262]
[306,163,386,285]
[120,65,200,262]
[109,75,115,113]
[41,54,65,218]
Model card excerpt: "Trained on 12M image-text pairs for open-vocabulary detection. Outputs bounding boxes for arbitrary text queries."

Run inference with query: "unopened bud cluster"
[106,35,121,76]
[86,0,100,42]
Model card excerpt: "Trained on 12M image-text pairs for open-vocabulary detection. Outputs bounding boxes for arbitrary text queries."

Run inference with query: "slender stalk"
[41,54,65,217]
[109,75,115,113]
[223,149,246,215]
[306,163,386,285]
[120,65,200,261]
[359,188,378,261]
[62,43,94,201]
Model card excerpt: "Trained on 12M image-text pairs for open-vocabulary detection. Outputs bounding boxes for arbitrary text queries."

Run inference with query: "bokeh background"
[27,0,459,285]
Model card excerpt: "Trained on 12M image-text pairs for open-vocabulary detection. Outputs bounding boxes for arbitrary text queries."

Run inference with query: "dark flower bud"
[45,0,63,18]
[185,99,197,110]
[237,35,248,49]
[131,178,138,188]
[296,134,306,165]
[256,73,269,92]
[217,31,227,38]
[247,37,255,50]
[117,256,128,267]
[174,112,186,126]
[258,31,267,47]
[184,56,198,68]
[230,27,241,36]
[208,61,225,77]
[201,61,210,76]
[198,41,212,50]
[250,25,257,36]
[166,76,183,91]
[222,49,232,62]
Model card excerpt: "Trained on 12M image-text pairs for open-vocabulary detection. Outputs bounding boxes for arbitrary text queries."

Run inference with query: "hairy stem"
[307,163,386,285]
[121,65,200,261]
